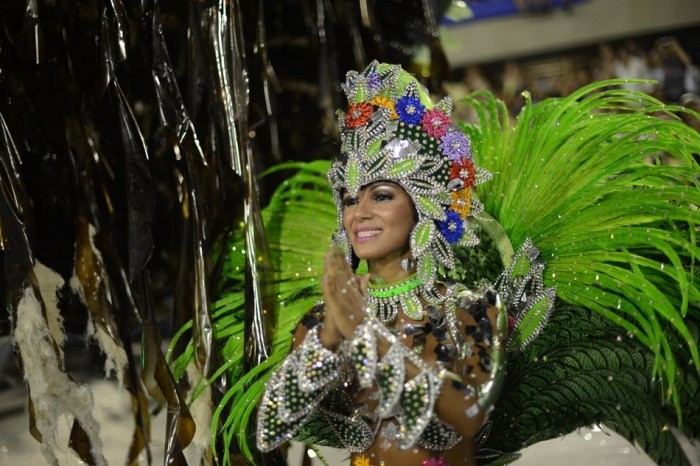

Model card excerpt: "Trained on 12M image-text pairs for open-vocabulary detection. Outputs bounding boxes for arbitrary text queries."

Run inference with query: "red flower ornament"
[345,102,373,128]
[449,157,476,188]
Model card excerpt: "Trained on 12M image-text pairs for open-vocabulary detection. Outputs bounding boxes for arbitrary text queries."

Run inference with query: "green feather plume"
[477,304,700,465]
[456,81,700,464]
[458,81,700,417]
[169,161,337,463]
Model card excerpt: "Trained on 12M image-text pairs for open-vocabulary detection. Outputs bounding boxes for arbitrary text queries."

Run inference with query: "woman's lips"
[355,229,381,242]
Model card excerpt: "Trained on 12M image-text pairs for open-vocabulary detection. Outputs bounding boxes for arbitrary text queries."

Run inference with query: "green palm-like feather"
[455,81,700,465]
[169,160,339,463]
[458,81,700,418]
[477,304,700,465]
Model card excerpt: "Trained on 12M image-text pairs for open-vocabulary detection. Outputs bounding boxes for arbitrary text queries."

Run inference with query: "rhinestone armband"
[257,326,342,452]
[297,326,343,392]
[344,319,378,389]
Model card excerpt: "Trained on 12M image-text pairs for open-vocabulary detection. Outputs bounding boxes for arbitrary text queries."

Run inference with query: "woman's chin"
[353,249,400,263]
[352,249,381,262]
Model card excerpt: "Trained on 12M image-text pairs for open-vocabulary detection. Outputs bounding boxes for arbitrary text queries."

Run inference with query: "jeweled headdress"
[329,61,491,295]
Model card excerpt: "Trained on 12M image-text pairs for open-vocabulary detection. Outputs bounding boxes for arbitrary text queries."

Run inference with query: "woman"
[256,61,506,465]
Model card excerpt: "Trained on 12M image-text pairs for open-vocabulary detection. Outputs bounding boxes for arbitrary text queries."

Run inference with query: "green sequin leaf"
[386,158,420,177]
[346,157,361,194]
[408,176,440,193]
[418,254,436,287]
[507,288,556,353]
[356,87,367,102]
[410,221,434,258]
[366,150,387,177]
[512,247,531,278]
[402,293,424,320]
[415,195,446,220]
[366,139,383,160]
[433,234,455,269]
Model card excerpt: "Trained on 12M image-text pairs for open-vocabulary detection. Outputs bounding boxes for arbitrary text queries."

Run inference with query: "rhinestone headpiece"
[329,61,491,294]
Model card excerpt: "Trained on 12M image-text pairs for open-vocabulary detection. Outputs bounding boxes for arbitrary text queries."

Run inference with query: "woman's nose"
[354,196,373,219]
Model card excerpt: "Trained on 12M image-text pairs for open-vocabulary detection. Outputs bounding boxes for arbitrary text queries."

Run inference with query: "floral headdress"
[329,61,491,295]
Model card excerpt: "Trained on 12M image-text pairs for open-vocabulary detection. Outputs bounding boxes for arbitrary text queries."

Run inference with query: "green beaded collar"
[367,274,424,324]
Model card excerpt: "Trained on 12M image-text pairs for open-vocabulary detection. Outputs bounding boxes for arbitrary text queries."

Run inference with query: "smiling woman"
[255,62,506,466]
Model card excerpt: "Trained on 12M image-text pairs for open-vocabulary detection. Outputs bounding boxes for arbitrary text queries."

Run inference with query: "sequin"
[440,130,471,161]
[257,287,507,456]
[450,189,472,219]
[346,102,373,128]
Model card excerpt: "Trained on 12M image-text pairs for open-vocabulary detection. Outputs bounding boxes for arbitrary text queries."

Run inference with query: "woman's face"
[342,181,416,263]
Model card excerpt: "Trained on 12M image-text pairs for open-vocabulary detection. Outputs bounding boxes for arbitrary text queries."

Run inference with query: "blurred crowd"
[447,35,699,132]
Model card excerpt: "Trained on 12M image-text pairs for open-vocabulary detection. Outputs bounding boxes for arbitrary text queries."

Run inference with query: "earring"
[400,256,414,272]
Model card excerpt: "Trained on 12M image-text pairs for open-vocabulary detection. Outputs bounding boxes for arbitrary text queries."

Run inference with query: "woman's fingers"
[322,247,350,317]
[357,273,371,295]
[325,247,354,291]
[321,246,369,338]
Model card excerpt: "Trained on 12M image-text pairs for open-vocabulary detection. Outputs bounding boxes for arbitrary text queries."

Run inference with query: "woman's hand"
[319,246,370,349]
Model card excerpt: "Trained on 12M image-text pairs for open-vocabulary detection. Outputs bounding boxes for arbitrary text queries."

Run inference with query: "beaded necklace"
[367,274,425,324]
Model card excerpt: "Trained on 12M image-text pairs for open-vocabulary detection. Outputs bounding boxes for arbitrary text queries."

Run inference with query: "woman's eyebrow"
[367,182,398,191]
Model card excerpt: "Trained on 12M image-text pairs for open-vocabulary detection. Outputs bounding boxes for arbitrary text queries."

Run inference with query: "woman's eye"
[342,197,358,207]
[373,193,393,202]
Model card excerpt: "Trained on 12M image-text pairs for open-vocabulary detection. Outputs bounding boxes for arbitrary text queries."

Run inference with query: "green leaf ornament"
[386,158,420,177]
[415,195,446,220]
[366,139,383,160]
[418,253,436,287]
[511,248,531,279]
[402,292,424,320]
[366,151,387,177]
[507,287,556,353]
[408,176,439,192]
[346,156,361,194]
[433,234,455,268]
[410,221,434,258]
